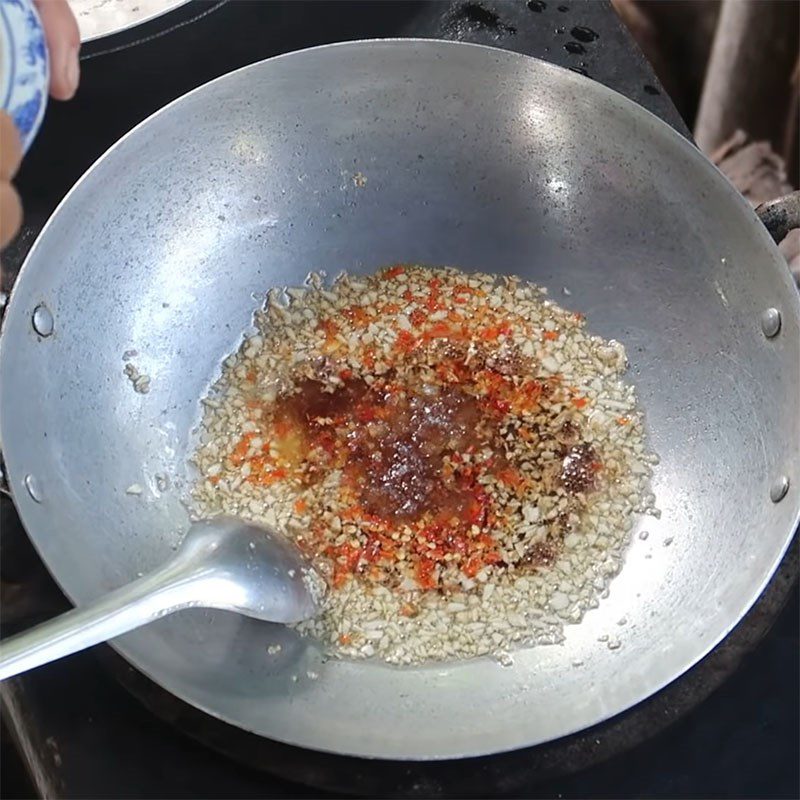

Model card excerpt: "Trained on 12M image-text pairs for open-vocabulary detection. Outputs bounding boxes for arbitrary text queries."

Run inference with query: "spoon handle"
[0,561,205,680]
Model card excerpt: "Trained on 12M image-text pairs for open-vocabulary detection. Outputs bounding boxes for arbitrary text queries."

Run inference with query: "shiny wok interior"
[1,40,798,760]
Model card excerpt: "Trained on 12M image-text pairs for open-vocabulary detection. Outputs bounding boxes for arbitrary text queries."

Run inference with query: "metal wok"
[0,40,798,760]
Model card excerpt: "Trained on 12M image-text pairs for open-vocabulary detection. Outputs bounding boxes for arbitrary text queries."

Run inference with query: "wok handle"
[755,190,800,244]
[0,560,207,680]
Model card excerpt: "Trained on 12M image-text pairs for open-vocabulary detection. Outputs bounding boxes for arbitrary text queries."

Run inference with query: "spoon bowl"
[0,516,323,680]
[182,516,323,623]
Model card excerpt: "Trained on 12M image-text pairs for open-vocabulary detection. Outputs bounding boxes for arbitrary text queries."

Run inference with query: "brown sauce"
[353,386,486,522]
[559,443,600,494]
[275,373,601,520]
[277,376,492,523]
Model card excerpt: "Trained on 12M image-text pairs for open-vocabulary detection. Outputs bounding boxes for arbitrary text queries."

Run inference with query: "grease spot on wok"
[564,41,585,55]
[570,25,599,42]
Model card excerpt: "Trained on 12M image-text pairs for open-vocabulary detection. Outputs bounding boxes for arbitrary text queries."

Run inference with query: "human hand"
[35,0,82,101]
[1,113,23,249]
[1,0,80,248]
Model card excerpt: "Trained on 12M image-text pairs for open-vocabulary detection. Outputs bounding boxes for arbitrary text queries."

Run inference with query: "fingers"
[1,113,24,247]
[34,0,81,101]
[0,113,23,180]
[0,183,23,248]
[0,0,79,249]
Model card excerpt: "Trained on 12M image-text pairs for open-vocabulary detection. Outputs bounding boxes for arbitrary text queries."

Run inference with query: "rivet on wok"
[760,308,781,338]
[32,304,54,338]
[769,476,789,503]
[23,474,43,503]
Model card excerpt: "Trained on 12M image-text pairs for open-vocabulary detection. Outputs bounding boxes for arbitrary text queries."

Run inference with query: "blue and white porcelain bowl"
[0,0,48,152]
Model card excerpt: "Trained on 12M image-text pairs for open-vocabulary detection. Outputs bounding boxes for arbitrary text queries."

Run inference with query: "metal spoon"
[0,517,323,680]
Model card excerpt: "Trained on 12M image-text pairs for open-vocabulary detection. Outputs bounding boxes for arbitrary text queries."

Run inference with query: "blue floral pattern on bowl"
[1,0,48,152]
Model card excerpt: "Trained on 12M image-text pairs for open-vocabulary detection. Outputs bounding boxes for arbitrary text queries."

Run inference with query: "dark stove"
[1,2,798,797]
